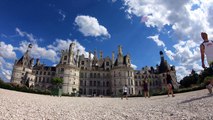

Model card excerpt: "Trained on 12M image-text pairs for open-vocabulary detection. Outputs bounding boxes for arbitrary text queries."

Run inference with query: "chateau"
[11,43,178,96]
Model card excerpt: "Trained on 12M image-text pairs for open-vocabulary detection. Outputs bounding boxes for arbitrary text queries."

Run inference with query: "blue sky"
[0,0,213,82]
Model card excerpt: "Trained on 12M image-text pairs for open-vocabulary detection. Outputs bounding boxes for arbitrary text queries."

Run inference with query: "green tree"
[51,77,63,89]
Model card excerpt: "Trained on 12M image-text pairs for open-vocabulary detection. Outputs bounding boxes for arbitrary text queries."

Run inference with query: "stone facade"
[11,43,178,96]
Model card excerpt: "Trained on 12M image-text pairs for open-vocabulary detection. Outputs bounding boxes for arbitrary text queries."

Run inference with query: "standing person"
[200,32,213,69]
[166,71,175,97]
[143,80,150,98]
[121,84,128,100]
[200,32,213,94]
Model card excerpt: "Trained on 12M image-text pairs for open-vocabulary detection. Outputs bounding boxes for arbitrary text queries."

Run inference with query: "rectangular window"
[135,81,138,86]
[90,73,93,78]
[94,73,96,78]
[84,73,87,78]
[80,80,83,86]
[64,56,67,60]
[89,89,92,95]
[90,81,92,86]
[84,89,86,95]
[97,73,100,78]
[84,81,87,86]
[97,81,100,86]
[61,68,64,73]
[94,81,96,86]
[81,61,85,65]
[80,73,84,78]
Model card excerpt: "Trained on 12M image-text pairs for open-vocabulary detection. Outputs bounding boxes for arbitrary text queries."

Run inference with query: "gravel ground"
[0,88,213,120]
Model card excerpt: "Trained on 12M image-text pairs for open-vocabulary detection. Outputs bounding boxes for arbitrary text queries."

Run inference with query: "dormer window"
[64,56,67,60]
[106,62,109,66]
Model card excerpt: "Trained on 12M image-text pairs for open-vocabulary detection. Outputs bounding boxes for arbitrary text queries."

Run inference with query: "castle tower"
[11,44,35,85]
[100,51,103,60]
[160,51,164,62]
[68,43,75,65]
[56,42,80,95]
[76,49,80,67]
[117,45,123,66]
[112,51,115,67]
[93,50,98,66]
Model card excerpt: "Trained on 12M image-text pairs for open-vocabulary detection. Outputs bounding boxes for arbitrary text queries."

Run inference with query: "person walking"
[143,80,150,98]
[166,71,175,97]
[200,32,213,69]
[121,84,128,100]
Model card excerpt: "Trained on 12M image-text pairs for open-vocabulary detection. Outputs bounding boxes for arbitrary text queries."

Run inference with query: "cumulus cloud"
[17,41,59,63]
[48,39,93,58]
[147,35,165,47]
[0,41,16,59]
[122,0,213,81]
[0,57,13,82]
[0,42,16,82]
[74,15,111,38]
[131,64,137,69]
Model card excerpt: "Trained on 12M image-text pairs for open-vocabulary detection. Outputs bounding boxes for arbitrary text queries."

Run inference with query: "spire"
[160,51,164,62]
[94,49,98,60]
[112,51,115,65]
[89,51,92,60]
[76,49,80,67]
[118,45,123,56]
[68,42,75,65]
[100,51,103,59]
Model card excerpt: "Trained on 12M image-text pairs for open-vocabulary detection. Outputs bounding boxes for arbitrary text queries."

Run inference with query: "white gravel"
[0,88,213,120]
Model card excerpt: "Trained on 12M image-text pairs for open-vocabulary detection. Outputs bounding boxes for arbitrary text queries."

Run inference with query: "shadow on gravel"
[180,94,213,104]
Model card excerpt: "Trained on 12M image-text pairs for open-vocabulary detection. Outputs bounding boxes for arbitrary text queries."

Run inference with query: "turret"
[35,58,40,66]
[118,45,123,56]
[89,51,92,60]
[117,45,123,66]
[112,51,115,67]
[100,51,103,60]
[160,51,164,62]
[68,43,75,65]
[76,49,80,67]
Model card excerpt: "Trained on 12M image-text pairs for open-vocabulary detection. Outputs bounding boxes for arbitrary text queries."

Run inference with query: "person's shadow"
[179,94,213,104]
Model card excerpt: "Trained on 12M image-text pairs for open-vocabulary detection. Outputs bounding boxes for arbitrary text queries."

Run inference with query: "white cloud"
[0,42,17,81]
[17,41,59,63]
[15,28,37,43]
[0,55,14,82]
[48,39,93,58]
[131,64,137,69]
[0,41,16,59]
[74,15,111,38]
[58,9,66,21]
[147,35,165,47]
[122,0,213,81]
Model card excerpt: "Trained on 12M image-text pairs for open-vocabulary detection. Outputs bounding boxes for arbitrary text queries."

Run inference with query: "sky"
[0,0,213,82]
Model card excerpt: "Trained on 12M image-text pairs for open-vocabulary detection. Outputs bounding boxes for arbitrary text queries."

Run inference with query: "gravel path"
[0,88,213,120]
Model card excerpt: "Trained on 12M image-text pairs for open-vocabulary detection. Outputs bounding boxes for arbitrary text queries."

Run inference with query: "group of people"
[121,32,213,99]
[121,71,175,100]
